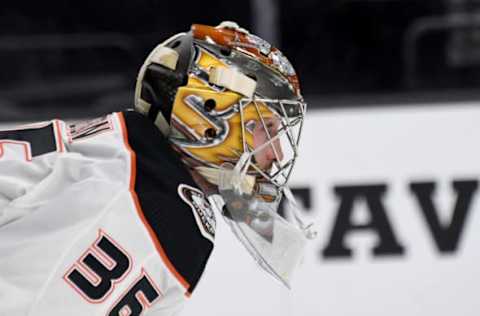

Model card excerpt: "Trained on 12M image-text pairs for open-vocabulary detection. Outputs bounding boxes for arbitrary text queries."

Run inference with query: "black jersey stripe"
[121,111,214,294]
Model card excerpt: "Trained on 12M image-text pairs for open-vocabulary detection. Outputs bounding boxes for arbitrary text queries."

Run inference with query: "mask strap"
[234,152,252,176]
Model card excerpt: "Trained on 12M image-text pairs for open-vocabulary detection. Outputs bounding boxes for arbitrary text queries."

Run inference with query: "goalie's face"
[252,116,284,171]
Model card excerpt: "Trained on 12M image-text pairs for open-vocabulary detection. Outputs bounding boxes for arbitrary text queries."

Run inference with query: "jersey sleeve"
[0,120,65,225]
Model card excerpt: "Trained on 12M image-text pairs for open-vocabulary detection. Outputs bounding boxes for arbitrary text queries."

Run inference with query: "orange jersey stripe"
[118,113,137,190]
[54,120,65,153]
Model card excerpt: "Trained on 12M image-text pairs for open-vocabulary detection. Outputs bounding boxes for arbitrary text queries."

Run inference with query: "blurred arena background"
[1,1,479,315]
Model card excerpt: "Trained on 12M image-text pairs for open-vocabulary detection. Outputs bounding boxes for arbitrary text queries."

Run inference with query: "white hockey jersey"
[0,111,216,315]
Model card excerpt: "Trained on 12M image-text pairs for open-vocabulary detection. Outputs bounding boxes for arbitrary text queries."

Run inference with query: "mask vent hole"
[204,128,217,139]
[220,47,232,56]
[204,99,216,112]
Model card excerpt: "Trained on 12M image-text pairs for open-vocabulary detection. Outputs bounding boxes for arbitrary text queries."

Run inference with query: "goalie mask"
[135,22,315,288]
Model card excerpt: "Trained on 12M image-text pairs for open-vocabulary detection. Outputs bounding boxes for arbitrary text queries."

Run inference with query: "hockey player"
[0,22,314,315]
